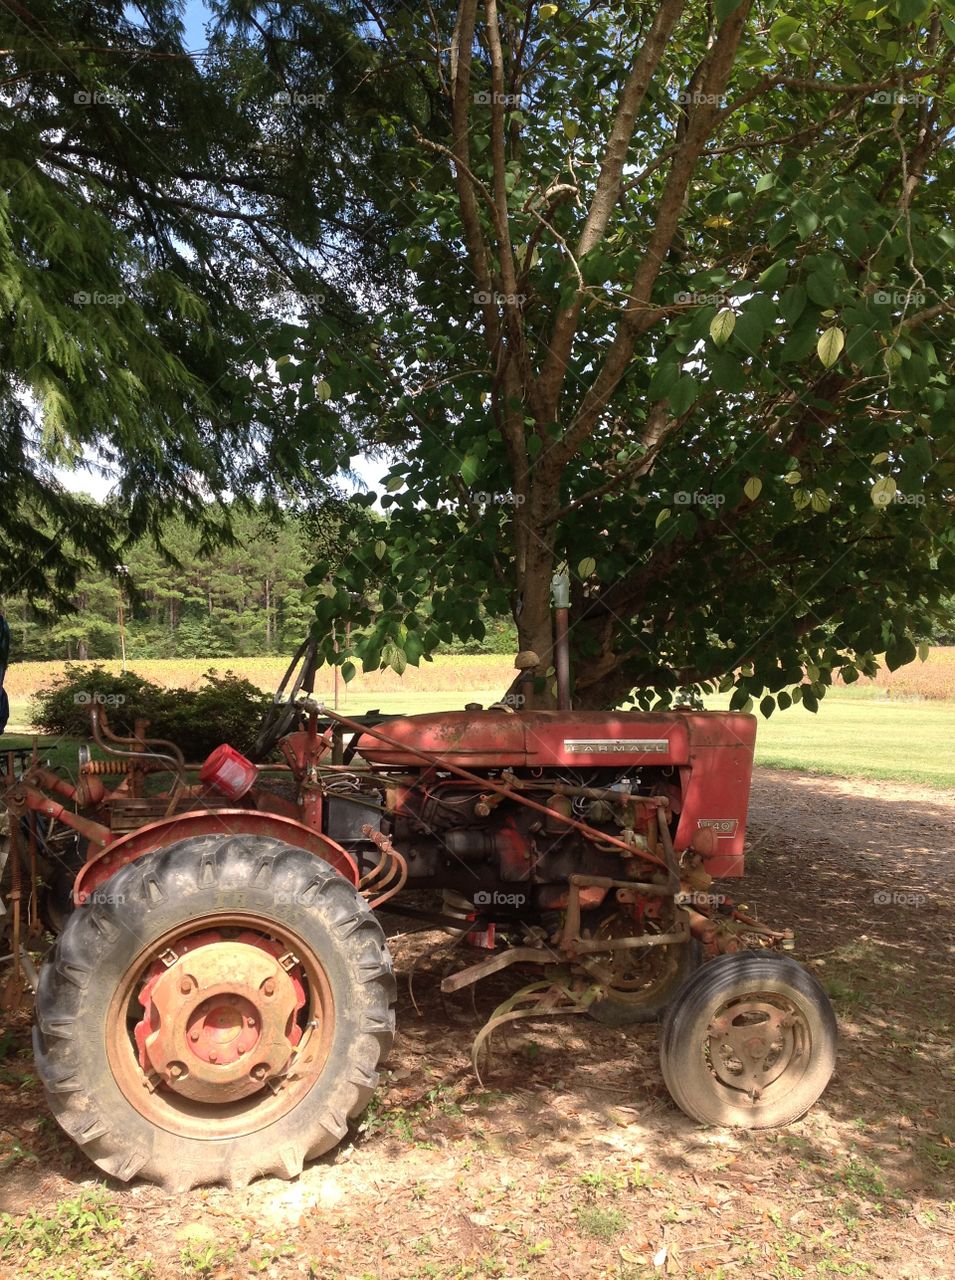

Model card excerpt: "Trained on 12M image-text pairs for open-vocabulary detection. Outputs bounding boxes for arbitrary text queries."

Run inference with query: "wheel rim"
[704,991,810,1106]
[581,910,685,1009]
[106,913,334,1140]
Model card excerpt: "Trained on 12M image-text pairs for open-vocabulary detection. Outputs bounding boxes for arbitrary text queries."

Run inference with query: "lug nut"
[251,1063,269,1080]
[262,978,276,997]
[189,1028,200,1042]
[168,1062,185,1079]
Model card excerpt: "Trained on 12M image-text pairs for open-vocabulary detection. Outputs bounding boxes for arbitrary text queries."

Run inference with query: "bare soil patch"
[0,767,952,1280]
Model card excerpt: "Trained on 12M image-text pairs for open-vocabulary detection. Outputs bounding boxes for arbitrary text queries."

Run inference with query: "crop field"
[3,648,954,786]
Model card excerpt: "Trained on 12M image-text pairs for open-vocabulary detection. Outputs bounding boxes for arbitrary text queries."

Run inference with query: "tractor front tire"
[659,951,836,1128]
[33,836,395,1190]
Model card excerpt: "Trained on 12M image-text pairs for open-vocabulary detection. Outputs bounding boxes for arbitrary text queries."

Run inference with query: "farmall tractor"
[0,637,837,1191]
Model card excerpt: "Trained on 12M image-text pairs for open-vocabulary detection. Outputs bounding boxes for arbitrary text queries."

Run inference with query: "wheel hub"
[706,998,803,1100]
[134,931,305,1104]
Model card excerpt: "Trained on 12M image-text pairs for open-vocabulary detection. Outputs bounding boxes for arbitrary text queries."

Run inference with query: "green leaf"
[801,687,819,713]
[655,508,672,529]
[340,660,356,683]
[816,327,845,368]
[754,173,775,194]
[777,691,792,711]
[316,378,332,402]
[374,539,386,560]
[744,476,763,501]
[760,695,775,718]
[885,635,917,671]
[577,556,596,578]
[784,470,802,485]
[709,309,736,346]
[757,259,789,291]
[871,475,897,507]
[668,375,700,416]
[793,487,811,510]
[460,454,481,485]
[810,487,831,513]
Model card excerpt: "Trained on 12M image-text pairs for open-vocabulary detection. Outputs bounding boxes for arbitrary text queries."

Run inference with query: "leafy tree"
[285,0,955,711]
[0,0,409,605]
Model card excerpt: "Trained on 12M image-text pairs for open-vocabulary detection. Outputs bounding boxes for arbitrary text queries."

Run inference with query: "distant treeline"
[3,505,518,662]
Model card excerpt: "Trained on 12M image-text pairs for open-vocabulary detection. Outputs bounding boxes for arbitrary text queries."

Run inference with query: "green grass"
[707,693,955,788]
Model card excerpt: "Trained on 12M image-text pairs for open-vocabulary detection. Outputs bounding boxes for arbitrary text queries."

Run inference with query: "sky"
[59,1,384,505]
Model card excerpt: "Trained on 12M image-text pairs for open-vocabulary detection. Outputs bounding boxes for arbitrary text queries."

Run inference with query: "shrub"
[32,665,271,760]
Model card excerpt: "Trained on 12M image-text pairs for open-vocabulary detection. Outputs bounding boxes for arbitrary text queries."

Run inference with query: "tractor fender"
[73,809,359,905]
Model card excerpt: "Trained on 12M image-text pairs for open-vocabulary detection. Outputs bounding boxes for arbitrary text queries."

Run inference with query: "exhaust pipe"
[552,568,572,711]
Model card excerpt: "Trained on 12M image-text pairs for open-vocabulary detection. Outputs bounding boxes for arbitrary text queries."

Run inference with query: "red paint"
[199,745,258,800]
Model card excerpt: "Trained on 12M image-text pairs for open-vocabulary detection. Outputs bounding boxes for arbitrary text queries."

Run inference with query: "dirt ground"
[0,767,952,1280]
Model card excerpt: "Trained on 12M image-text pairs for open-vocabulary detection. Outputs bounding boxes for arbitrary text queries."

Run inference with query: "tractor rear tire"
[659,951,836,1128]
[33,836,395,1190]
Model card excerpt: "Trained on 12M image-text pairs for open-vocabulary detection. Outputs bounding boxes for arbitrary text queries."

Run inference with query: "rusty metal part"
[8,815,21,986]
[707,993,808,1102]
[360,825,408,909]
[301,702,671,874]
[137,937,302,1103]
[4,782,111,848]
[107,914,334,1142]
[22,765,106,809]
[440,946,556,994]
[80,759,161,776]
[470,975,596,1083]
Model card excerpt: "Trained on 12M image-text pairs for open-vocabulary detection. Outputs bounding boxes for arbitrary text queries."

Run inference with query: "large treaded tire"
[33,836,395,1190]
[660,951,836,1129]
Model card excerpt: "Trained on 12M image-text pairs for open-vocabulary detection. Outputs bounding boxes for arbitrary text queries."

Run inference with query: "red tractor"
[0,647,836,1191]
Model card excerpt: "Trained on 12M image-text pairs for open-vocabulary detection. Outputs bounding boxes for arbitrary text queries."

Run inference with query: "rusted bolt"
[262,978,276,997]
[168,1061,186,1079]
[245,1016,255,1028]
[208,1051,218,1063]
[251,1063,269,1081]
[189,1028,200,1042]
[179,976,194,995]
